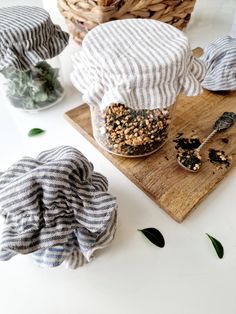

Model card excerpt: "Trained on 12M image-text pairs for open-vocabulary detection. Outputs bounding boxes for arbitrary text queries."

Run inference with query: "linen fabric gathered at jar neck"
[71,19,206,111]
[0,6,69,71]
[201,36,236,91]
[0,146,117,269]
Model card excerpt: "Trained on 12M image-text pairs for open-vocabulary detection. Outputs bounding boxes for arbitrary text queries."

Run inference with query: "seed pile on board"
[174,137,202,171]
[208,149,231,168]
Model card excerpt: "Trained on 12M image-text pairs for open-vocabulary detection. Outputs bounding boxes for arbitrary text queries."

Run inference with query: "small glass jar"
[0,5,69,112]
[71,20,206,158]
[90,103,173,157]
[0,57,64,112]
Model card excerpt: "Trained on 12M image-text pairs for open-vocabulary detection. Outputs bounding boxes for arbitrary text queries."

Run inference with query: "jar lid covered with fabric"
[71,19,206,157]
[201,36,236,91]
[0,6,69,111]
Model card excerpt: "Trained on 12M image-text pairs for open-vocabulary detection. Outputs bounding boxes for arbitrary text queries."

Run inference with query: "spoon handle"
[196,129,217,152]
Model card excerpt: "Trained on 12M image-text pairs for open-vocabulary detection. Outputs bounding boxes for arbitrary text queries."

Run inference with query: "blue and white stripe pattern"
[0,6,69,71]
[71,19,206,111]
[0,146,117,269]
[201,36,236,91]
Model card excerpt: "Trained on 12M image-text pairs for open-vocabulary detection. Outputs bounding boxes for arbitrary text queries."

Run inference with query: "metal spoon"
[177,112,236,172]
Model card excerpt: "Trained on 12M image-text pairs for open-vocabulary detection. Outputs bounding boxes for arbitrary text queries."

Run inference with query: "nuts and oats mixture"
[208,149,231,168]
[91,103,171,156]
[174,136,202,171]
[174,136,232,171]
[177,150,202,171]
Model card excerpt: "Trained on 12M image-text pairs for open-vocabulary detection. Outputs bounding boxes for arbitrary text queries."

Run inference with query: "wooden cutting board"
[65,91,236,222]
[65,49,236,222]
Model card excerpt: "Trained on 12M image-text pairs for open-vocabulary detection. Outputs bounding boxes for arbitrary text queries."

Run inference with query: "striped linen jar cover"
[201,36,236,91]
[0,6,69,71]
[0,146,117,269]
[71,19,206,111]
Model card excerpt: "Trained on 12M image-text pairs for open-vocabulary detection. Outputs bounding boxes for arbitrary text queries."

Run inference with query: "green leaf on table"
[28,128,45,137]
[206,233,224,259]
[138,228,165,248]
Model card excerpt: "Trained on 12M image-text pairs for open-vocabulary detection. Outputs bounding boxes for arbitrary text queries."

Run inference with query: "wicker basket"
[58,0,196,44]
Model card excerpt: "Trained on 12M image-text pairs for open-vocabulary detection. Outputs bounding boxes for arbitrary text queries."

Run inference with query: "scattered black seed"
[208,149,230,168]
[165,156,169,161]
[177,150,202,171]
[174,137,201,150]
[174,136,202,171]
[221,138,229,144]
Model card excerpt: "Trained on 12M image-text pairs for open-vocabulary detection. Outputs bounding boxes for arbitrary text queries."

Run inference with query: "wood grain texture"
[64,49,236,222]
[65,92,236,222]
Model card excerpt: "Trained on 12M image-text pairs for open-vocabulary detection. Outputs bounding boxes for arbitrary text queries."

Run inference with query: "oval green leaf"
[138,228,165,248]
[206,233,224,259]
[28,128,45,137]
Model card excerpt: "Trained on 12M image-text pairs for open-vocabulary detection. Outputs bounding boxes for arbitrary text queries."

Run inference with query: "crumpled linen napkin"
[0,146,117,269]
[201,36,236,91]
[71,19,206,111]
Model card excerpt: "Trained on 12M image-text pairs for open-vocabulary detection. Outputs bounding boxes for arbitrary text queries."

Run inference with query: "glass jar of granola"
[90,103,173,157]
[71,19,206,157]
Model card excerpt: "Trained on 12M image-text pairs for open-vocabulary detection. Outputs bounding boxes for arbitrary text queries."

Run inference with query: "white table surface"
[0,1,236,314]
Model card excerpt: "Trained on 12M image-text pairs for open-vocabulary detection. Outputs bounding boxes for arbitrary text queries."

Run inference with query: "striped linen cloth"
[0,146,117,269]
[0,6,69,71]
[201,36,236,91]
[71,19,206,111]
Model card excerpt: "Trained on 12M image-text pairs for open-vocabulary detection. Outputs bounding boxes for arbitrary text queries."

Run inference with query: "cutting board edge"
[65,94,236,223]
